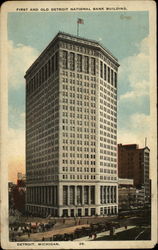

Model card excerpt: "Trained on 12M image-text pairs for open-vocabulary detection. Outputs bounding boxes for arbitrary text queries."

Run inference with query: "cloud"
[119,80,149,101]
[117,36,150,147]
[118,113,150,148]
[8,128,25,163]
[8,128,25,182]
[7,40,39,181]
[8,158,25,184]
[9,106,25,129]
[118,36,149,101]
[8,40,39,89]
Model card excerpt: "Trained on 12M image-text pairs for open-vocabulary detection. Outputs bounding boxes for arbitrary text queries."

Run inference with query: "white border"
[0,1,157,249]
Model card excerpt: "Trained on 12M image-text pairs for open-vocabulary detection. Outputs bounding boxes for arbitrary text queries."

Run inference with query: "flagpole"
[77,18,84,36]
[77,21,79,36]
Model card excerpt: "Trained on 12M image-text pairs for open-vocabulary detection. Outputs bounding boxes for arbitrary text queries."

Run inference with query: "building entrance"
[78,208,82,216]
[85,208,89,216]
[70,209,74,217]
[63,209,68,217]
[91,208,96,216]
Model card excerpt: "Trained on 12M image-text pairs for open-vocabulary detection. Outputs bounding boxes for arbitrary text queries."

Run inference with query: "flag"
[77,18,84,24]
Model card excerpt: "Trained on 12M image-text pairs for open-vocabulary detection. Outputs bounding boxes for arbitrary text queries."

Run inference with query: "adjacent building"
[25,32,119,217]
[9,174,26,214]
[118,144,150,202]
[118,178,136,210]
[17,172,26,189]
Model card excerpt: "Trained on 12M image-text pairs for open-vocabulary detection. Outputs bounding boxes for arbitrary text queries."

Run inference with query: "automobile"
[53,234,65,241]
[74,228,87,238]
[97,222,109,231]
[84,228,93,235]
[110,221,120,228]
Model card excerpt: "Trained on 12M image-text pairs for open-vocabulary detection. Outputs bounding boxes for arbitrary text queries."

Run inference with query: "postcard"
[0,1,157,249]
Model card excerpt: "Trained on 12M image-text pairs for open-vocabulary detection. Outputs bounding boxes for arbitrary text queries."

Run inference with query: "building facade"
[118,178,136,210]
[118,144,150,202]
[25,32,119,217]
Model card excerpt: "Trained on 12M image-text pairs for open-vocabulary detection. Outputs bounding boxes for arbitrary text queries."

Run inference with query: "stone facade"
[118,144,150,202]
[25,32,119,217]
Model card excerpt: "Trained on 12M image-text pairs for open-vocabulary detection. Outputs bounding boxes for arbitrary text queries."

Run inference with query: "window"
[63,50,68,69]
[77,186,82,204]
[104,64,106,81]
[63,186,68,205]
[55,51,59,71]
[111,69,113,85]
[84,56,89,73]
[100,61,103,78]
[84,187,88,204]
[48,60,51,77]
[70,52,75,70]
[77,54,82,72]
[70,186,75,204]
[91,57,96,75]
[108,67,110,83]
[44,64,47,81]
[114,72,117,88]
[42,66,44,82]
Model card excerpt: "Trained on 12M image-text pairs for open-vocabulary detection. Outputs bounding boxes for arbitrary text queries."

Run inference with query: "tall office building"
[25,32,119,217]
[118,144,150,201]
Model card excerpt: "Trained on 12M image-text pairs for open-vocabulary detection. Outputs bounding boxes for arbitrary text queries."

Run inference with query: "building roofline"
[57,31,119,62]
[25,31,119,77]
[140,146,150,151]
[118,144,150,151]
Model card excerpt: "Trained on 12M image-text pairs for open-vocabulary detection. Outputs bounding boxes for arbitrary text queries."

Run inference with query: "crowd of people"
[9,215,122,242]
[9,221,55,241]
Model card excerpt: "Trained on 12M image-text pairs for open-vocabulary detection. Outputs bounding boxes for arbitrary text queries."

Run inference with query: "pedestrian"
[94,233,97,239]
[70,234,74,241]
[28,230,30,238]
[110,227,113,236]
[42,237,45,241]
[125,225,127,230]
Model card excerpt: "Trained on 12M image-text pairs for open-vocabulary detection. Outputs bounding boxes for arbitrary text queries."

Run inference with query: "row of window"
[63,174,96,180]
[62,159,96,165]
[26,52,59,95]
[100,168,117,174]
[62,71,96,82]
[62,153,95,158]
[62,166,96,172]
[61,41,97,56]
[62,139,96,146]
[62,146,95,152]
[100,176,117,180]
[62,50,96,75]
[61,41,118,72]
[27,175,58,182]
[62,83,96,90]
[100,61,117,87]
[100,78,117,91]
[62,88,96,95]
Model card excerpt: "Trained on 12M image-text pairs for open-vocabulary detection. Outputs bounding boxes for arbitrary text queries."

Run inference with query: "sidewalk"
[74,226,136,241]
[17,223,90,241]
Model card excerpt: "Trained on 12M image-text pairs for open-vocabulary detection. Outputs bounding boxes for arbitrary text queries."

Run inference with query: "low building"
[9,173,26,214]
[118,178,136,210]
[118,144,150,203]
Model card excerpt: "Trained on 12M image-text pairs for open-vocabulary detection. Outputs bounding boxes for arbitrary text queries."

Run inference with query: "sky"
[7,11,150,182]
